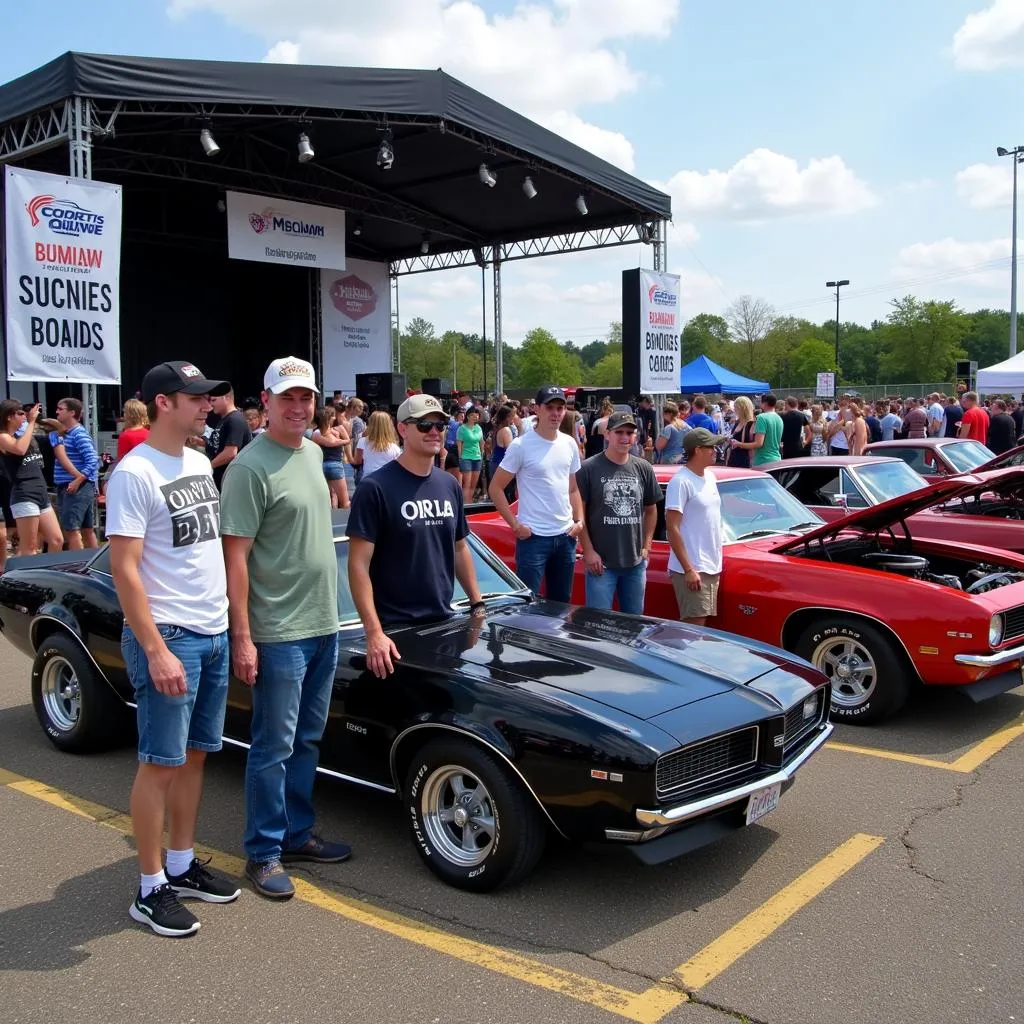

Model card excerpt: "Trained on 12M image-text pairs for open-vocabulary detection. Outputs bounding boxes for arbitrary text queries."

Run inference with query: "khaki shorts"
[670,570,721,619]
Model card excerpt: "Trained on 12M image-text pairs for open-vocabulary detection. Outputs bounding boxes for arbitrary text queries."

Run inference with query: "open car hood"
[975,443,1024,474]
[770,466,1024,552]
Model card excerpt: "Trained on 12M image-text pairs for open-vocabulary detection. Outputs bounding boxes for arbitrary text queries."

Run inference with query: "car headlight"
[989,613,1004,648]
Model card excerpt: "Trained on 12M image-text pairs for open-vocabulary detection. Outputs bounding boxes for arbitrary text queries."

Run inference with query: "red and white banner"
[639,269,681,394]
[320,259,392,393]
[227,191,345,270]
[4,166,122,384]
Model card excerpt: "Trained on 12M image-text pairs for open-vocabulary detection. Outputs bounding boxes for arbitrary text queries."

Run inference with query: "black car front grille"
[656,727,759,801]
[784,689,826,754]
[1002,605,1024,643]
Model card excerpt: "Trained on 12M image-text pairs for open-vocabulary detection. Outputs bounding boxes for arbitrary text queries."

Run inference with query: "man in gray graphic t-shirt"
[576,410,662,615]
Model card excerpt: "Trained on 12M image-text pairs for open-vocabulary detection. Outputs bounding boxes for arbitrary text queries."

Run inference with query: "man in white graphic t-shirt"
[664,428,724,625]
[106,361,241,938]
[488,385,584,601]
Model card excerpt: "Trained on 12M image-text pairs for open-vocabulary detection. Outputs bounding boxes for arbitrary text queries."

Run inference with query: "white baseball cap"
[263,356,320,395]
[397,393,445,421]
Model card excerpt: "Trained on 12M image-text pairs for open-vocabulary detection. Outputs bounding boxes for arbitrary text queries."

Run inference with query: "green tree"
[587,343,623,386]
[724,295,776,373]
[515,328,583,388]
[580,340,609,368]
[961,309,1016,370]
[786,338,837,387]
[681,313,730,362]
[879,296,967,382]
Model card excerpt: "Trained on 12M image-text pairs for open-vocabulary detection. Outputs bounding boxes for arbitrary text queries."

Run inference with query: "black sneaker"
[281,834,352,864]
[167,856,242,904]
[129,883,200,937]
[245,858,295,900]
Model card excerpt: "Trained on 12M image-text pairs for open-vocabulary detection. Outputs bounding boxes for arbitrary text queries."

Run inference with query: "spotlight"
[199,128,220,157]
[575,194,588,216]
[352,217,363,237]
[216,198,227,214]
[522,175,537,199]
[297,132,315,163]
[377,129,394,170]
[472,247,486,268]
[638,222,653,244]
[420,235,430,255]
[478,163,497,187]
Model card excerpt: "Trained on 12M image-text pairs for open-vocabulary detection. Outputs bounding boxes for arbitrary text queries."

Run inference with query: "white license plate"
[745,782,781,826]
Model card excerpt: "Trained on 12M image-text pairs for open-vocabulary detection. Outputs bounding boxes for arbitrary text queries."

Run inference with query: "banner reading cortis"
[639,270,681,394]
[320,259,392,393]
[226,191,345,270]
[4,166,122,384]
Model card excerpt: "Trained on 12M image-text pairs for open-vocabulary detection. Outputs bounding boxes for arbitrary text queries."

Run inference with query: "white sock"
[140,870,168,898]
[165,848,195,878]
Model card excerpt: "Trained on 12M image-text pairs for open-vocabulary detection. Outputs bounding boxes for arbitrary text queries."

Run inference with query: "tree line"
[393,298,1023,393]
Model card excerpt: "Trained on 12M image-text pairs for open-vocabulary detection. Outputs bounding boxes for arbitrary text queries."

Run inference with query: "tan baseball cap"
[263,356,320,395]
[397,393,445,421]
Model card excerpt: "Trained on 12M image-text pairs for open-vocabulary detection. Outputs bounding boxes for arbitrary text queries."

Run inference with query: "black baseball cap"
[536,385,567,405]
[607,410,637,431]
[141,361,230,403]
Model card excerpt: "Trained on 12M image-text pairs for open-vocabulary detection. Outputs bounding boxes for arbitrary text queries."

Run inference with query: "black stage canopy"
[0,52,670,265]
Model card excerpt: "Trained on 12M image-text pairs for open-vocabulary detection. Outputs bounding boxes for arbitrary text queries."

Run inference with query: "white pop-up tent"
[976,351,1024,393]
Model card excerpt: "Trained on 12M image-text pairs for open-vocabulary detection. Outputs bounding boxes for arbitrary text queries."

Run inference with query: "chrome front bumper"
[954,643,1024,668]
[635,722,833,829]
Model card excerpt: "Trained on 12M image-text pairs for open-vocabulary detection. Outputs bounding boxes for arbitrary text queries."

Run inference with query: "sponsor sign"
[320,259,392,393]
[638,270,681,394]
[226,191,345,270]
[816,371,836,398]
[4,166,122,384]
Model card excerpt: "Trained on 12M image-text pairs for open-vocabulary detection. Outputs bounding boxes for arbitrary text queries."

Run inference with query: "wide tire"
[404,738,546,892]
[31,633,129,752]
[795,617,911,725]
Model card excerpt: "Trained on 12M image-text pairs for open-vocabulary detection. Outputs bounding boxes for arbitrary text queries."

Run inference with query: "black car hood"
[396,602,820,720]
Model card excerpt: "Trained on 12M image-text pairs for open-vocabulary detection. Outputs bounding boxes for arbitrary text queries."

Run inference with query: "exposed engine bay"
[792,537,1024,592]
[939,496,1024,520]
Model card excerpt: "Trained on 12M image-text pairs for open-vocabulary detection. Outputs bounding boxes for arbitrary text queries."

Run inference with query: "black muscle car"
[0,513,832,891]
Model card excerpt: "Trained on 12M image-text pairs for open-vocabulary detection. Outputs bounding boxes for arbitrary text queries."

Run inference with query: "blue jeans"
[584,560,648,615]
[244,633,340,863]
[57,480,95,530]
[515,532,577,603]
[122,625,229,767]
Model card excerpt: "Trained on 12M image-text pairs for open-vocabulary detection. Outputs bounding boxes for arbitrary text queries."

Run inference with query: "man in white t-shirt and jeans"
[664,428,723,625]
[106,360,241,938]
[489,385,584,601]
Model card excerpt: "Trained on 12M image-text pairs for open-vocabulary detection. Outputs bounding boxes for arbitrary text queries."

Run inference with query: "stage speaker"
[422,377,453,397]
[355,372,407,406]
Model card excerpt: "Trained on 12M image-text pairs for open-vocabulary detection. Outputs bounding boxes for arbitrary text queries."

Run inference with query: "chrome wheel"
[811,636,878,708]
[40,655,81,732]
[420,764,497,867]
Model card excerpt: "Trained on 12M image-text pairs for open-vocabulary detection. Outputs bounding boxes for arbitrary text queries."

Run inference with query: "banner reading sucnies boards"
[638,269,681,394]
[4,166,122,384]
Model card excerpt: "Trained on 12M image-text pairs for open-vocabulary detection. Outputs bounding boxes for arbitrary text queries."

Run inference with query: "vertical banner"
[4,166,122,384]
[816,371,836,398]
[320,259,392,394]
[226,191,345,270]
[638,269,681,394]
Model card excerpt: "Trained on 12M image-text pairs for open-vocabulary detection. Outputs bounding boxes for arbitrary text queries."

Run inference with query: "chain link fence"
[774,382,956,403]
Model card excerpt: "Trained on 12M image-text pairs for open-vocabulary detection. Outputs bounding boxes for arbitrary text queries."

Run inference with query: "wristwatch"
[469,601,487,613]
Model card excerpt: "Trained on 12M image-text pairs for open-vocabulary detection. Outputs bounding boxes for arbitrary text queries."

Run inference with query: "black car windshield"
[852,460,927,504]
[719,477,824,542]
[333,533,525,625]
[942,440,994,472]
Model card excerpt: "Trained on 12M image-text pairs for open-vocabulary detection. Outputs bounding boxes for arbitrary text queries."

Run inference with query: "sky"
[1,0,1022,348]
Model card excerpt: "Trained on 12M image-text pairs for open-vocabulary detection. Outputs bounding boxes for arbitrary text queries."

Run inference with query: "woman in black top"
[0,399,63,554]
[727,396,756,468]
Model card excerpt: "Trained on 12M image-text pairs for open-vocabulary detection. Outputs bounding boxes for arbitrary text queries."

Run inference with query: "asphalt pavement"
[0,639,1022,1024]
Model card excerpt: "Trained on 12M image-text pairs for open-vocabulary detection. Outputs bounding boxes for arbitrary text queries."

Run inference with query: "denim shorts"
[459,458,482,473]
[57,481,95,530]
[122,624,229,766]
[322,462,346,481]
[9,500,45,519]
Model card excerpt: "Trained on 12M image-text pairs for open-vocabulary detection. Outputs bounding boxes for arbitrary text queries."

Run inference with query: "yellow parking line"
[828,713,1024,773]
[0,768,683,1024]
[670,833,885,991]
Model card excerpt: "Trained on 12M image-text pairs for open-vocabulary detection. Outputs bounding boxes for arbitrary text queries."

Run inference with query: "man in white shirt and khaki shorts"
[664,428,723,625]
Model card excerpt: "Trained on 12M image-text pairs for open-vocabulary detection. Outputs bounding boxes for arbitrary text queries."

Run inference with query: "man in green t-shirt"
[221,356,349,902]
[751,393,784,466]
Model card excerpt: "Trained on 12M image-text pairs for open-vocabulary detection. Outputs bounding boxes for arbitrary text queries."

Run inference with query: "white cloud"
[955,161,1014,208]
[168,0,680,170]
[892,237,1013,291]
[658,148,877,220]
[952,0,1024,70]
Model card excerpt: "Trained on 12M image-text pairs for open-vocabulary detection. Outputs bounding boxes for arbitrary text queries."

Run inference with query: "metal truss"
[392,222,658,276]
[0,102,70,162]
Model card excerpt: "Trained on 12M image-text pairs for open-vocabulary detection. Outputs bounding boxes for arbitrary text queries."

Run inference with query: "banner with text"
[639,269,681,394]
[320,259,392,393]
[4,166,122,384]
[227,191,345,270]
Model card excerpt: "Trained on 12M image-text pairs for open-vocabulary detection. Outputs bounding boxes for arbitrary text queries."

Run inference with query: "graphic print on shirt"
[601,473,642,524]
[401,497,455,528]
[159,475,221,547]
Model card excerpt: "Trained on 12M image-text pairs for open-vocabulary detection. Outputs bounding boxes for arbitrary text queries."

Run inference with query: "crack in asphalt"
[687,997,770,1024]
[898,770,979,886]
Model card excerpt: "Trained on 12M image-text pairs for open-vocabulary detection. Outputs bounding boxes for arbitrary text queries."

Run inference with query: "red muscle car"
[864,438,996,481]
[470,465,1024,724]
[762,455,1024,554]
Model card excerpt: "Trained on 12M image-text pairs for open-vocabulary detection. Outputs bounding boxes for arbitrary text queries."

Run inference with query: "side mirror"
[831,494,850,509]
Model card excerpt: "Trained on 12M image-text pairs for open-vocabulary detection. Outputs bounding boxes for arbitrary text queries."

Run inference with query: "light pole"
[996,146,1023,357]
[825,279,850,379]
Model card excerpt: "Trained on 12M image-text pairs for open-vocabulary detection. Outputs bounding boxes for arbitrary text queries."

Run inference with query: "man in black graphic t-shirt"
[206,387,252,489]
[348,393,484,678]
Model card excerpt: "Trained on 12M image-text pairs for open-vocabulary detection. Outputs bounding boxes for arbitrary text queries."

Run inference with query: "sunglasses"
[409,419,446,434]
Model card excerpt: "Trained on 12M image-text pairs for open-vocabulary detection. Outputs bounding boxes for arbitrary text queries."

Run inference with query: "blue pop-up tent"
[679,355,770,394]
